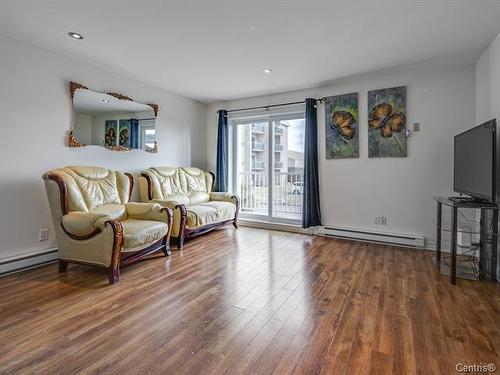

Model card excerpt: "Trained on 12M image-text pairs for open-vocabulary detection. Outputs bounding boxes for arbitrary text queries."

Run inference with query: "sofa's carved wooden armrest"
[140,172,154,201]
[174,203,187,215]
[209,193,240,218]
[60,211,112,240]
[173,204,188,243]
[105,219,124,285]
[44,173,69,215]
[232,196,240,227]
[232,195,240,214]
[61,223,102,240]
[160,207,174,245]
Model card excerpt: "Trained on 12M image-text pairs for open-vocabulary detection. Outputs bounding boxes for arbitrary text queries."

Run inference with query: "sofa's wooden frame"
[47,173,173,284]
[140,171,239,249]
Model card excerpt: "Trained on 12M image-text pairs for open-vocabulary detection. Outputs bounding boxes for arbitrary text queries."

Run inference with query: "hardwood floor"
[0,227,499,375]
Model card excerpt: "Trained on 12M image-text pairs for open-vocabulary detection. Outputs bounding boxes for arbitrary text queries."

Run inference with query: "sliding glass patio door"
[231,113,305,224]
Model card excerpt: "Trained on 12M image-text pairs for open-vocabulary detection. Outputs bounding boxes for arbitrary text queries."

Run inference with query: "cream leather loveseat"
[139,167,239,249]
[43,166,173,284]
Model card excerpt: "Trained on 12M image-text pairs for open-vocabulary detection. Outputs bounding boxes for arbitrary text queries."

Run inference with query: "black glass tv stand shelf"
[434,196,498,285]
[448,196,493,204]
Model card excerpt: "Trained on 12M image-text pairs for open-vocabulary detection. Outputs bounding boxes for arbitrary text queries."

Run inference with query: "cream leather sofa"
[43,166,173,284]
[139,167,239,249]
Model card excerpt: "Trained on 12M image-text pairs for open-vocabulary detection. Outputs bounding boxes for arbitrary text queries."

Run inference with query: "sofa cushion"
[143,167,214,201]
[182,167,210,194]
[154,194,190,206]
[121,219,168,252]
[147,167,185,199]
[90,204,127,220]
[43,166,131,211]
[186,201,237,228]
[61,204,127,236]
[189,192,210,205]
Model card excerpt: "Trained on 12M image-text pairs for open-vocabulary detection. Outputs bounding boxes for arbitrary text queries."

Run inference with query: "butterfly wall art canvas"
[104,120,117,147]
[368,86,407,157]
[325,92,359,159]
[119,119,131,148]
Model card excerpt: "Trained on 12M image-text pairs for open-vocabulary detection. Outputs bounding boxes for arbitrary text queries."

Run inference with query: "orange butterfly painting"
[368,86,407,157]
[325,93,359,159]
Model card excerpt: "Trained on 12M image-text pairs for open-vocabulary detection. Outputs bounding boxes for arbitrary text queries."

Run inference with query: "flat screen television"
[453,119,497,202]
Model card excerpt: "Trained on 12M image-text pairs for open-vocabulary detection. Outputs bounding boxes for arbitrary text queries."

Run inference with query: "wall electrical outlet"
[39,228,49,241]
[413,122,420,132]
[380,216,387,225]
[374,216,380,225]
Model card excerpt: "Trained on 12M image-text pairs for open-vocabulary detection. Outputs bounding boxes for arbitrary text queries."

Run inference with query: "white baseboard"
[238,219,315,234]
[0,248,58,276]
[425,240,445,252]
[319,225,425,249]
[238,221,428,251]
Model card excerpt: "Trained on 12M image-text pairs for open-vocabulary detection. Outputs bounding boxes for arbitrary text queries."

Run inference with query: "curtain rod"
[218,97,325,114]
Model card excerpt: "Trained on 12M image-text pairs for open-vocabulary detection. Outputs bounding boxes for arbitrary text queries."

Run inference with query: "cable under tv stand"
[433,196,498,285]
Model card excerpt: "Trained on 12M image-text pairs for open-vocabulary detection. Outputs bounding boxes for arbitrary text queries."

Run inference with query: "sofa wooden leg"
[162,246,172,256]
[162,237,172,256]
[58,259,68,273]
[177,235,184,250]
[108,266,120,284]
[233,220,238,229]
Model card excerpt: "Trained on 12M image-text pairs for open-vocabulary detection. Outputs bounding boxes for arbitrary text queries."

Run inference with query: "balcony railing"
[252,141,264,151]
[275,143,284,152]
[237,172,303,220]
[252,161,264,170]
[252,124,265,133]
[274,125,284,134]
[288,166,304,173]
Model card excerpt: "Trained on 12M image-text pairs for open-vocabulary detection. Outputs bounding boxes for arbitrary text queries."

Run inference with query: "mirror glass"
[73,88,157,151]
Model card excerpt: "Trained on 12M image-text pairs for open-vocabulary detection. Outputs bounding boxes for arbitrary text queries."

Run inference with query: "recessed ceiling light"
[68,32,84,40]
[262,68,272,74]
[249,26,256,31]
[102,99,110,103]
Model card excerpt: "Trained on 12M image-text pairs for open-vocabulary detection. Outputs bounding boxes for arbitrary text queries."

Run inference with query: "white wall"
[74,113,92,145]
[207,62,476,247]
[0,34,207,261]
[476,31,500,280]
[476,32,500,123]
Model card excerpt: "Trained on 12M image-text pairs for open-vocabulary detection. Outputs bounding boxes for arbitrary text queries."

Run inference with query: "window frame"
[229,110,305,225]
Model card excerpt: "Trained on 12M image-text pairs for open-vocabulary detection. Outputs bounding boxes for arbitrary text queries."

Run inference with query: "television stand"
[434,196,498,285]
[449,196,494,204]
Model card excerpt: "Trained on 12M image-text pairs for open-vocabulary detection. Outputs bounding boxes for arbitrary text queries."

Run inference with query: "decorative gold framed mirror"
[69,81,159,152]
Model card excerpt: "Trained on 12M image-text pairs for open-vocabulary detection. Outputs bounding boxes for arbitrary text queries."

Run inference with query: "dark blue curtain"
[216,110,228,192]
[130,119,139,149]
[302,98,322,228]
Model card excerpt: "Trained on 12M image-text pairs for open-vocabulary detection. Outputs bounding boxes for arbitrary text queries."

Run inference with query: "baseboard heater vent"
[318,226,424,248]
[0,249,58,277]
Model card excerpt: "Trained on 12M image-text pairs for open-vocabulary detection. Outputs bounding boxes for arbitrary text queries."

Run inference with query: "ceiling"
[1,0,499,103]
